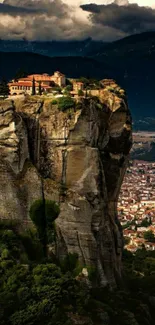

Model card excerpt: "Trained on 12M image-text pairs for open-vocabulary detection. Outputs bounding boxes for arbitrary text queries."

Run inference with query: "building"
[73,81,84,93]
[27,72,66,87]
[8,71,66,95]
[8,80,51,95]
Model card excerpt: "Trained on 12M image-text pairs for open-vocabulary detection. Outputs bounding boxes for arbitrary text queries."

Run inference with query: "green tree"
[63,85,73,96]
[38,81,42,96]
[29,200,60,256]
[77,77,89,88]
[65,85,73,92]
[143,257,155,276]
[78,89,84,96]
[144,230,155,243]
[139,218,150,227]
[52,85,62,93]
[31,77,36,96]
[0,78,10,98]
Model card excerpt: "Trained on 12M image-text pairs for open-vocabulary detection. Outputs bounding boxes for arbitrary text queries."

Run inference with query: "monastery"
[8,71,66,95]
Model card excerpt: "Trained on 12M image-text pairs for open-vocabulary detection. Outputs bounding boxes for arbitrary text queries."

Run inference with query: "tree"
[31,77,36,96]
[77,77,89,88]
[139,218,151,227]
[29,200,60,256]
[65,85,73,92]
[0,78,10,98]
[63,85,73,96]
[144,230,155,243]
[78,89,84,96]
[38,81,42,96]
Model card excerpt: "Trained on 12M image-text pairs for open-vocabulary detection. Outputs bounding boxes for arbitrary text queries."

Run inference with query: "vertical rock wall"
[0,82,132,287]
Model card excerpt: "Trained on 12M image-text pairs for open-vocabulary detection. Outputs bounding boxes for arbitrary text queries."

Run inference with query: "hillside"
[89,31,155,58]
[0,51,111,80]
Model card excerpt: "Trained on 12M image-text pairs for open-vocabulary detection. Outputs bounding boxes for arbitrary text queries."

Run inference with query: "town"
[118,160,155,252]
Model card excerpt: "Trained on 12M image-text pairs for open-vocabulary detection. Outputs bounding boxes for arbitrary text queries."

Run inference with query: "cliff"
[0,82,132,288]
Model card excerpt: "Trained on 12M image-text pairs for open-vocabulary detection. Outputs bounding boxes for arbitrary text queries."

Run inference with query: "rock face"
[0,82,132,287]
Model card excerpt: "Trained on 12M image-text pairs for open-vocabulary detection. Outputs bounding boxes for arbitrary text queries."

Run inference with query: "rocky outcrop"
[0,81,132,287]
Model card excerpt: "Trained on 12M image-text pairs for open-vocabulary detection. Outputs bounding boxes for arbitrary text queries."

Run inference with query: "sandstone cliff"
[0,81,132,288]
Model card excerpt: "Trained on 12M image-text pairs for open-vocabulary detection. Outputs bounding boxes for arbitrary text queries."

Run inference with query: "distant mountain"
[88,31,155,59]
[0,51,112,80]
[88,32,155,120]
[133,118,155,132]
[0,38,106,57]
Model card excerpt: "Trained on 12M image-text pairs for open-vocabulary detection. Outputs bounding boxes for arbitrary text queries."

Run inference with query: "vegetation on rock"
[58,96,75,112]
[51,99,58,105]
[76,77,101,90]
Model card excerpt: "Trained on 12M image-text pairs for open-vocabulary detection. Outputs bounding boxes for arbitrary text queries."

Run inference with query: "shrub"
[52,86,62,93]
[19,228,44,261]
[143,230,155,243]
[60,253,79,273]
[29,200,59,232]
[58,96,75,112]
[51,99,58,105]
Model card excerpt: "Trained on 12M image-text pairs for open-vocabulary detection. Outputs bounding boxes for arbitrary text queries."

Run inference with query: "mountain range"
[1,32,155,121]
[0,38,106,58]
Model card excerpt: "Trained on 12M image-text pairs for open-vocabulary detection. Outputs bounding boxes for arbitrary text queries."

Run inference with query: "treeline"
[0,199,155,325]
[0,78,9,97]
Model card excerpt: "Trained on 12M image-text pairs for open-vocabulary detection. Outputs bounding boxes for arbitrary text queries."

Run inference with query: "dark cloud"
[2,0,70,17]
[0,0,83,40]
[81,2,155,34]
[0,2,40,15]
[0,1,155,41]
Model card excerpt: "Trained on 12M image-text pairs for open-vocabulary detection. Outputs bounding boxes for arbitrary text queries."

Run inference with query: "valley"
[132,131,155,161]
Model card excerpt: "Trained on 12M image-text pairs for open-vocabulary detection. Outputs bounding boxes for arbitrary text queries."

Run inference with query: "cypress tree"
[38,80,42,96]
[31,77,36,95]
[0,78,10,98]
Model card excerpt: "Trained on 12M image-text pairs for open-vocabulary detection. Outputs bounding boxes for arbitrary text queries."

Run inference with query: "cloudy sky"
[0,0,155,41]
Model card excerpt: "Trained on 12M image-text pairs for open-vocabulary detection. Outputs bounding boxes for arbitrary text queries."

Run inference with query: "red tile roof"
[8,81,52,89]
[8,81,34,87]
